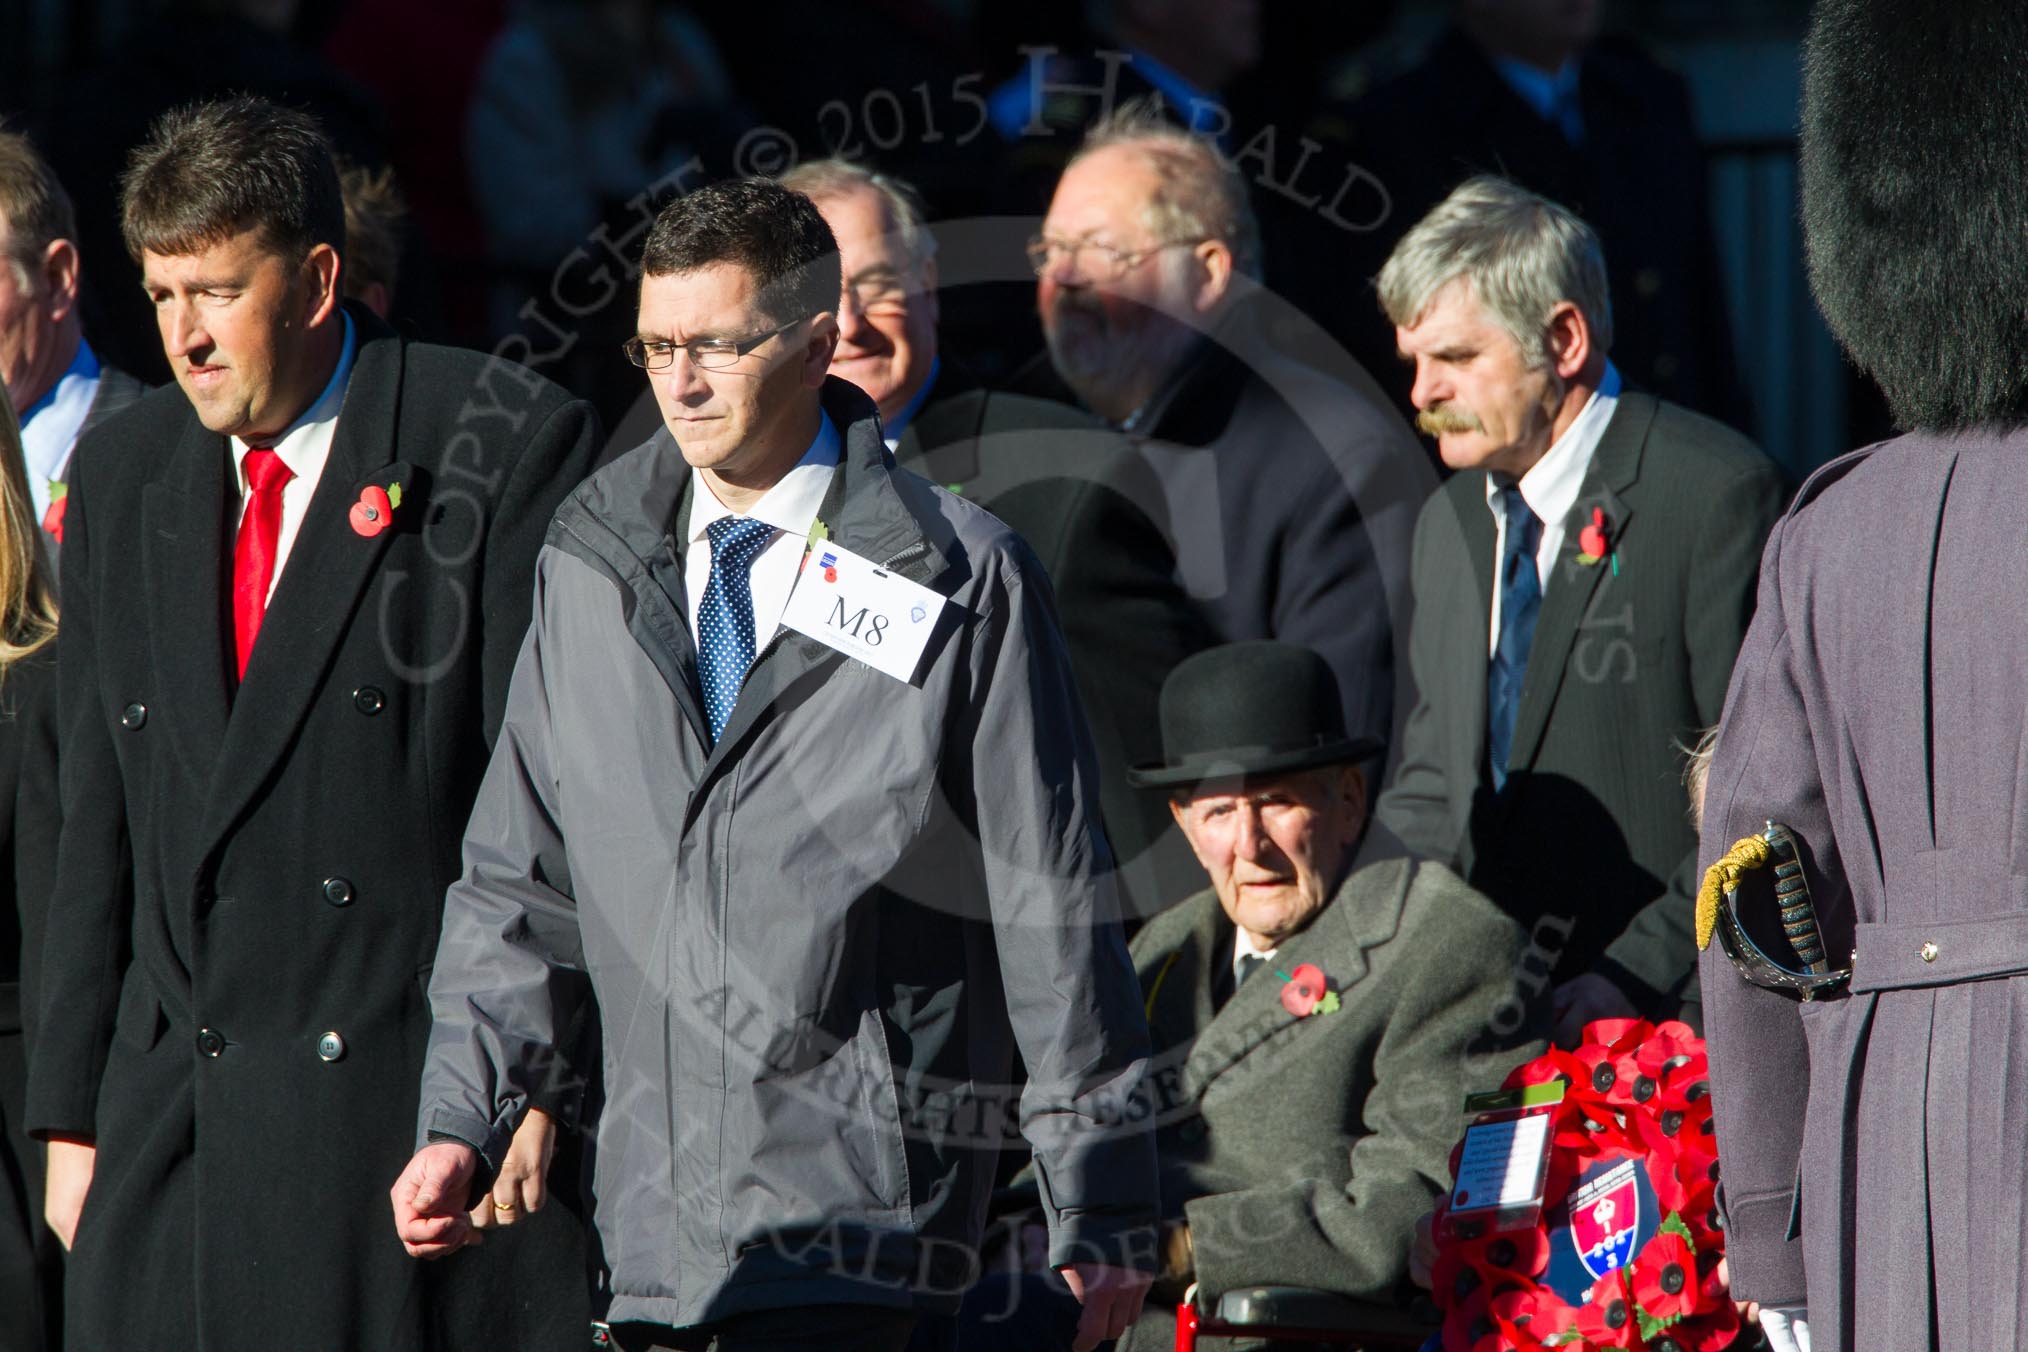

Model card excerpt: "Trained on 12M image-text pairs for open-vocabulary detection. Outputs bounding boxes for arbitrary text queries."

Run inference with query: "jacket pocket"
[850,1005,913,1222]
[111,976,165,1054]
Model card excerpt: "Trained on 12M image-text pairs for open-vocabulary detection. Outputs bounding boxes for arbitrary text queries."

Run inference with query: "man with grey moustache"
[1374,176,1783,1042]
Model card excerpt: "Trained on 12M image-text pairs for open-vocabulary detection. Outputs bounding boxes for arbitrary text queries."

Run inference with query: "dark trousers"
[610,1304,919,1352]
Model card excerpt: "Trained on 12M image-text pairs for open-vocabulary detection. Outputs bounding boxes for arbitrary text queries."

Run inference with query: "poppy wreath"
[1432,1020,1740,1351]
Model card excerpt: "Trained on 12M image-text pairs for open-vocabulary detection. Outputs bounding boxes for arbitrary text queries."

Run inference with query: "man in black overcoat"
[24,96,600,1351]
[1017,106,1435,784]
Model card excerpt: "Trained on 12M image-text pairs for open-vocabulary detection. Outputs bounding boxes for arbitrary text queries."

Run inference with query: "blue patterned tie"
[1487,485,1542,792]
[696,516,774,744]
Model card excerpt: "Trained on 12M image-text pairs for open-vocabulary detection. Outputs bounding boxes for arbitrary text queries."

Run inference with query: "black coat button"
[316,1031,347,1062]
[196,1027,226,1057]
[352,686,385,716]
[322,877,355,907]
[121,703,147,729]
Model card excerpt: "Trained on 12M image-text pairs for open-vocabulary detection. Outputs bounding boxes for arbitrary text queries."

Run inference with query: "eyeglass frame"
[1024,233,1210,282]
[622,315,810,372]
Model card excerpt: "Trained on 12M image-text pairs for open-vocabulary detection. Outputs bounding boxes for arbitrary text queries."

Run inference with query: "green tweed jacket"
[1122,853,1541,1351]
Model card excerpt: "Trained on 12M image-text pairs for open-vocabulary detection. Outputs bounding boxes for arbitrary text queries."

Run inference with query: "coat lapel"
[198,327,412,855]
[1142,894,1231,1057]
[1503,394,1653,776]
[1183,859,1412,1090]
[142,418,235,786]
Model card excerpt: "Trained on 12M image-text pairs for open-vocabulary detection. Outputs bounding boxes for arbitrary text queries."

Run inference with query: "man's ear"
[1544,300,1592,383]
[917,253,940,328]
[39,239,81,323]
[1192,239,1235,314]
[1337,765,1368,834]
[801,313,841,388]
[301,242,343,328]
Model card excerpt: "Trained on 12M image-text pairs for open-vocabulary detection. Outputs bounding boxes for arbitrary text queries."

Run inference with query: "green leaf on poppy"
[1636,1307,1684,1339]
[387,483,403,510]
[806,518,829,548]
[47,480,66,503]
[1312,991,1341,1015]
[1658,1212,1697,1247]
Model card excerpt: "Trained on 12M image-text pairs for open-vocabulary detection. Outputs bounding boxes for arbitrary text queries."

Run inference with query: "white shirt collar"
[687,409,841,546]
[230,310,357,489]
[19,337,100,518]
[1484,362,1622,532]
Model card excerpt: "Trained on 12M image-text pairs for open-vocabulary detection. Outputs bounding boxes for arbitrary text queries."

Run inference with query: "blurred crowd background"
[0,0,1881,477]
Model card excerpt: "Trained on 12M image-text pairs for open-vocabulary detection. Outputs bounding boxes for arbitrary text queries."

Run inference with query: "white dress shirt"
[683,410,842,650]
[19,338,102,519]
[1484,363,1621,656]
[229,312,358,604]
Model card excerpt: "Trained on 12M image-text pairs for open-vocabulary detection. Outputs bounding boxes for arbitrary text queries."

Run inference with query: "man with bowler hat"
[978,642,1538,1350]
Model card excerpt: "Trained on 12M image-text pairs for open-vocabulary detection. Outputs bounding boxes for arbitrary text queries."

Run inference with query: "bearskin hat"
[1802,0,2028,431]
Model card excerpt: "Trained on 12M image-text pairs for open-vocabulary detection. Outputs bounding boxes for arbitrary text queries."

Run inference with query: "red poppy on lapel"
[349,482,400,538]
[42,483,67,543]
[1576,506,1613,565]
[1278,962,1339,1017]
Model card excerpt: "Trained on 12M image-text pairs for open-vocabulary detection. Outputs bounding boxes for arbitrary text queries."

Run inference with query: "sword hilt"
[1765,821,1830,975]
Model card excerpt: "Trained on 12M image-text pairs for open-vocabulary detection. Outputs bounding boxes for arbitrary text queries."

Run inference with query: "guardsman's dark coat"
[25,305,600,1352]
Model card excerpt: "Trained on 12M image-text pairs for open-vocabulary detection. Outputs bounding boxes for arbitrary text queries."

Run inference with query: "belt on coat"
[1848,912,2028,992]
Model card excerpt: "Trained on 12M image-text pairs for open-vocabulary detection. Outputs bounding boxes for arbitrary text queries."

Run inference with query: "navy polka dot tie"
[697,516,774,744]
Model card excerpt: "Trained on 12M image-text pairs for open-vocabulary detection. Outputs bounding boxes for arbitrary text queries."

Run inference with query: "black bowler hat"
[1127,641,1381,790]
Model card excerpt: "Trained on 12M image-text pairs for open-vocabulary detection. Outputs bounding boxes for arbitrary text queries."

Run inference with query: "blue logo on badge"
[910,604,927,623]
[1569,1158,1641,1282]
[819,550,838,569]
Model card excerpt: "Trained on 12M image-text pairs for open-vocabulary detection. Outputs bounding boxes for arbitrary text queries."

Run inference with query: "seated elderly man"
[959,642,1539,1350]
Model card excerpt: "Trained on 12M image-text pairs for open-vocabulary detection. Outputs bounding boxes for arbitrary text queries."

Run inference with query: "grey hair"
[1376,175,1613,365]
[777,158,936,269]
[1068,97,1263,279]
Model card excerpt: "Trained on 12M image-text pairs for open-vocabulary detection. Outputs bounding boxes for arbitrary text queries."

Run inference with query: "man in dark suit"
[24,96,599,1351]
[1022,105,1435,780]
[1374,176,1783,1042]
[965,642,1534,1351]
[0,132,146,573]
[1335,0,1746,429]
[767,157,1211,913]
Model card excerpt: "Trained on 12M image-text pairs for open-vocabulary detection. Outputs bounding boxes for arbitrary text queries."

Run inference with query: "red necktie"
[233,448,295,679]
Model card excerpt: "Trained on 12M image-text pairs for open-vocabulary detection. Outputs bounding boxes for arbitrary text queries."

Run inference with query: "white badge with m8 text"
[781,541,947,683]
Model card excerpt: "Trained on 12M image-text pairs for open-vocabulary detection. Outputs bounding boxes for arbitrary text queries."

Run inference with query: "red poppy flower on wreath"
[1650,1148,1722,1246]
[1573,1269,1643,1349]
[350,482,401,538]
[1278,962,1338,1017]
[1646,1295,1739,1352]
[1434,1224,1552,1306]
[1634,1021,1702,1083]
[1485,1287,1565,1352]
[1629,1229,1699,1322]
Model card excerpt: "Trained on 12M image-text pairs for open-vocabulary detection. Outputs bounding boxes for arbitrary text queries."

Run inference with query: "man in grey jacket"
[391,179,1158,1352]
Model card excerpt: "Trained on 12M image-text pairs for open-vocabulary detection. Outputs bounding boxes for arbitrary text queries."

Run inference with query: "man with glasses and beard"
[1019,102,1432,788]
